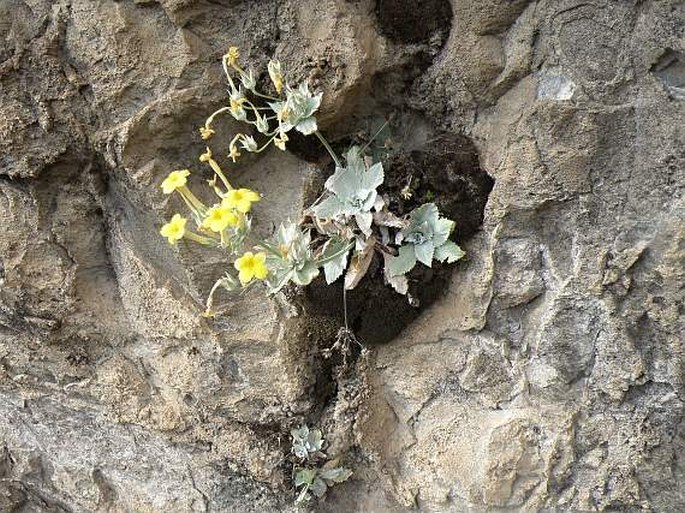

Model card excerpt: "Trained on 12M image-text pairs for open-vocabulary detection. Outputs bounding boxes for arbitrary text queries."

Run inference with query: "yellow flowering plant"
[158,47,465,321]
[154,47,472,505]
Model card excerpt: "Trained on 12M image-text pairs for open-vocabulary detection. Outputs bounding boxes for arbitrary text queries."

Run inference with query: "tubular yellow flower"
[222,188,260,213]
[202,205,239,232]
[225,46,240,67]
[234,251,268,285]
[199,147,233,191]
[199,126,215,140]
[160,214,187,244]
[161,170,190,194]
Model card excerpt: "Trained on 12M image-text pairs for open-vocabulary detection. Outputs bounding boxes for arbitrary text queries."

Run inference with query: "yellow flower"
[222,188,260,213]
[160,214,187,244]
[278,106,291,123]
[200,126,215,140]
[202,205,239,232]
[225,46,240,67]
[228,144,241,163]
[234,251,268,285]
[274,132,289,151]
[161,169,191,194]
[229,96,246,121]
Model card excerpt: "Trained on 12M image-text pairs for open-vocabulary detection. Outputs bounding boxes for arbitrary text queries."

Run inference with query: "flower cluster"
[198,46,323,161]
[158,47,465,318]
[159,147,261,286]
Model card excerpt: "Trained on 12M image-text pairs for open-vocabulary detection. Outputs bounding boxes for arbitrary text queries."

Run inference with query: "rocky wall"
[1,0,683,512]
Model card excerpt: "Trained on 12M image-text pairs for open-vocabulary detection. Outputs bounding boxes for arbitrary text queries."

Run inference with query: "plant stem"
[360,119,390,154]
[252,90,280,102]
[343,283,349,331]
[314,131,341,168]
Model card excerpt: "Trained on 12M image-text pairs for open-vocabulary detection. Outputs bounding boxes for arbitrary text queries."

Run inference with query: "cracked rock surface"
[1,0,683,512]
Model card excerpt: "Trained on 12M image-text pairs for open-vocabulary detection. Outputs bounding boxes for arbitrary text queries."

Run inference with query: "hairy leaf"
[293,262,320,286]
[434,240,465,263]
[296,116,318,135]
[312,196,346,219]
[319,238,352,284]
[432,217,455,247]
[310,477,328,498]
[387,244,417,277]
[294,468,316,487]
[319,467,353,484]
[355,211,373,237]
[382,254,409,294]
[414,241,435,267]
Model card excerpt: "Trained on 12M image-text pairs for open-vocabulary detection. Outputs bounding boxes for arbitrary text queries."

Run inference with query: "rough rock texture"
[1,0,683,512]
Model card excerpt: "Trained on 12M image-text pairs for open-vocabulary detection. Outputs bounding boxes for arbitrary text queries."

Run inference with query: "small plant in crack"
[157,46,465,321]
[290,425,352,503]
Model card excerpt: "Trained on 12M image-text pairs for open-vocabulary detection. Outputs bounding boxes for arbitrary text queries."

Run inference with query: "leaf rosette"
[269,82,323,135]
[312,147,384,236]
[388,203,465,277]
[261,222,320,293]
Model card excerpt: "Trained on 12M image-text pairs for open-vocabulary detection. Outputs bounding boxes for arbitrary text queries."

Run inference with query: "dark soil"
[375,0,453,45]
[302,132,493,346]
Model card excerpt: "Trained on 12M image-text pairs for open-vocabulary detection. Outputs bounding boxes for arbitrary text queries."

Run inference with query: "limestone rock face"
[1,0,683,512]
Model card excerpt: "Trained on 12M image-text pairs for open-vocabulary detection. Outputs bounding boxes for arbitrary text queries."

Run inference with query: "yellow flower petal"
[202,206,238,232]
[238,268,252,284]
[253,253,268,279]
[200,127,215,140]
[222,188,260,213]
[161,170,191,194]
[160,214,187,244]
[225,46,240,67]
[234,251,268,285]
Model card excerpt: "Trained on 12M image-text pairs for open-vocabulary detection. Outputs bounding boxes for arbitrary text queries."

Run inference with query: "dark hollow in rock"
[375,0,453,45]
[303,133,493,346]
[284,129,331,165]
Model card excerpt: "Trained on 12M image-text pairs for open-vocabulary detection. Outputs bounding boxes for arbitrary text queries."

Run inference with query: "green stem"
[360,119,390,153]
[343,283,349,331]
[178,186,207,214]
[206,158,232,191]
[316,242,354,265]
[184,231,215,245]
[252,89,280,102]
[315,131,341,167]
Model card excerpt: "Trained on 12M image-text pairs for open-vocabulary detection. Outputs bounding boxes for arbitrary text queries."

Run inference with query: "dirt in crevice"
[375,0,453,45]
[301,130,493,347]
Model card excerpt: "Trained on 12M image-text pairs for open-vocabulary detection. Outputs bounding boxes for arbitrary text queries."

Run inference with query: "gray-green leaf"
[312,196,346,219]
[296,116,318,135]
[293,262,320,286]
[388,244,417,277]
[434,240,465,263]
[320,239,351,284]
[414,241,435,267]
[294,468,316,487]
[355,211,373,237]
[319,467,353,484]
[310,477,328,497]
